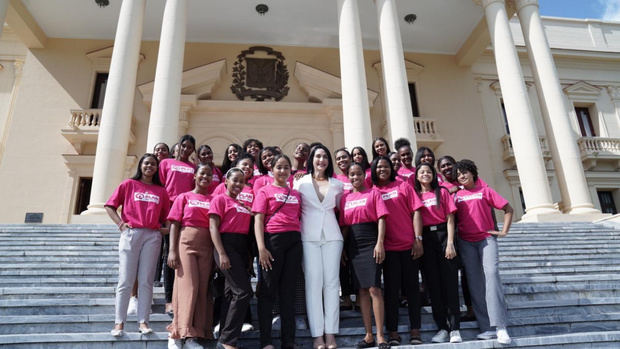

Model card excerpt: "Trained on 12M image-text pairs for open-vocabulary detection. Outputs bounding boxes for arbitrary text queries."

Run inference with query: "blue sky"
[539,0,620,21]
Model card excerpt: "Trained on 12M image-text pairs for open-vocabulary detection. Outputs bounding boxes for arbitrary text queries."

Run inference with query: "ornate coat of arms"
[231,46,289,101]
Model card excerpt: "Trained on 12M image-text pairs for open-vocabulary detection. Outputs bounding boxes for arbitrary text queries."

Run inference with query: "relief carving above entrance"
[231,46,289,101]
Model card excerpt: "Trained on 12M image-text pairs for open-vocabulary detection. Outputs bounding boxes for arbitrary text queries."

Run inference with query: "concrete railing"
[414,118,438,137]
[578,137,620,157]
[501,134,551,161]
[67,109,102,128]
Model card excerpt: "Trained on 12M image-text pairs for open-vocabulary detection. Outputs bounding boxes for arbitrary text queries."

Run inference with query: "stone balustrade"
[501,134,551,164]
[578,137,620,170]
[413,118,443,150]
[68,109,102,128]
[62,108,135,153]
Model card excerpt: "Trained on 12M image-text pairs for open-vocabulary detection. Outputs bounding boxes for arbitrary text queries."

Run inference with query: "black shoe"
[154,281,162,287]
[388,335,401,346]
[378,343,391,349]
[356,339,376,348]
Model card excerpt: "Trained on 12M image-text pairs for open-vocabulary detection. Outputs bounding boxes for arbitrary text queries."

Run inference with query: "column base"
[520,205,561,222]
[567,205,601,215]
[520,212,611,223]
[81,203,107,216]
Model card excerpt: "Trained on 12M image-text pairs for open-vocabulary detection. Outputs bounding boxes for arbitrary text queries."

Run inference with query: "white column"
[146,0,187,151]
[337,0,373,153]
[478,0,559,219]
[374,0,416,147]
[0,0,8,38]
[515,0,599,215]
[83,0,146,215]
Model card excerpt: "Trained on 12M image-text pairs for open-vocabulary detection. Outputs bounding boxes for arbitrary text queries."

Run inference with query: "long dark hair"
[306,144,334,178]
[414,163,441,208]
[371,137,391,159]
[414,146,435,167]
[132,153,163,186]
[371,156,396,186]
[221,143,242,174]
[351,146,370,171]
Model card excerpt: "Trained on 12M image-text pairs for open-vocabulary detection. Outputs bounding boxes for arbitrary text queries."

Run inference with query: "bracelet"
[415,235,423,241]
[117,222,124,229]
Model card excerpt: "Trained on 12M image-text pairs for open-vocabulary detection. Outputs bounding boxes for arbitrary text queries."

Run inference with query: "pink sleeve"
[208,195,225,218]
[167,194,186,222]
[485,187,509,210]
[105,181,126,209]
[252,189,268,214]
[405,184,422,212]
[441,188,457,216]
[373,190,389,219]
[159,160,168,186]
[339,194,347,226]
[159,191,170,225]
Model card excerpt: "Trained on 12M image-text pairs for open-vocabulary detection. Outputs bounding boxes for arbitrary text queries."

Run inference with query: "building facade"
[0,0,618,224]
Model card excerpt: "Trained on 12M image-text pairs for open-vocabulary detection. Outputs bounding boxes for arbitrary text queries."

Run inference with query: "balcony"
[578,137,620,170]
[414,118,443,150]
[501,135,551,166]
[61,109,135,153]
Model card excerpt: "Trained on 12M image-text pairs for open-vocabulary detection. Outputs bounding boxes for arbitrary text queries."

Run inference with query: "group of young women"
[105,134,514,349]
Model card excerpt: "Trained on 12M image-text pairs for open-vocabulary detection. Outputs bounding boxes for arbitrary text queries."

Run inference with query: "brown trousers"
[167,226,214,339]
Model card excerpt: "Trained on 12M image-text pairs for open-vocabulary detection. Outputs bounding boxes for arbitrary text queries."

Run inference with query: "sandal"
[355,339,376,348]
[378,343,391,349]
[409,336,423,345]
[388,335,401,346]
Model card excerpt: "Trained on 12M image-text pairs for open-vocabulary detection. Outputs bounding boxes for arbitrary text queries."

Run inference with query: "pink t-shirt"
[419,188,457,226]
[441,177,488,191]
[167,191,212,228]
[375,181,422,251]
[252,184,302,233]
[159,158,196,202]
[454,184,508,242]
[253,173,277,193]
[334,173,353,191]
[206,166,223,194]
[339,188,389,226]
[253,164,262,177]
[106,179,170,230]
[211,182,255,206]
[209,194,252,234]
[398,166,416,179]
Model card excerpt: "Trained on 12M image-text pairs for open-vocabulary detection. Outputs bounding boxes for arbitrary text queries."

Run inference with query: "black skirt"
[348,222,382,289]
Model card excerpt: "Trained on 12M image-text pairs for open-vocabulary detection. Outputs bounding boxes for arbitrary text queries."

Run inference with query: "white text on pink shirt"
[133,192,160,204]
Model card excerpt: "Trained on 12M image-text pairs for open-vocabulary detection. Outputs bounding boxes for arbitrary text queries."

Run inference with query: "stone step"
[504,282,620,301]
[0,287,164,300]
[0,277,119,287]
[0,257,119,263]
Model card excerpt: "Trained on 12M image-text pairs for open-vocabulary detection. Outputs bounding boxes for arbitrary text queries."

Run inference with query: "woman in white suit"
[294,144,344,349]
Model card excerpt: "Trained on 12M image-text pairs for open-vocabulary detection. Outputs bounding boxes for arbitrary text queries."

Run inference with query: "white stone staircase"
[0,222,618,348]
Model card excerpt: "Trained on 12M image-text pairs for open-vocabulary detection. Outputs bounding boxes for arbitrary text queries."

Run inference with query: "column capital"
[514,0,539,12]
[606,86,620,101]
[473,0,504,8]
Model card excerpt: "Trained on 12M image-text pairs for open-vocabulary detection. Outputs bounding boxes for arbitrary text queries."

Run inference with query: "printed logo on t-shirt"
[381,190,398,201]
[188,200,210,209]
[171,165,195,174]
[423,197,437,207]
[343,182,353,190]
[456,192,483,203]
[401,172,413,178]
[253,169,261,176]
[274,193,299,204]
[345,198,367,210]
[235,204,251,214]
[213,174,220,182]
[238,192,254,203]
[133,192,160,204]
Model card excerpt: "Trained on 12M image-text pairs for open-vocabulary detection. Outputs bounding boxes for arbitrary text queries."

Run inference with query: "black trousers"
[214,233,253,346]
[257,231,302,348]
[422,225,460,331]
[162,234,174,303]
[383,249,421,331]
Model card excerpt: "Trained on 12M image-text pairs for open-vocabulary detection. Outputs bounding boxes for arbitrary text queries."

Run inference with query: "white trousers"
[114,227,162,324]
[303,239,343,337]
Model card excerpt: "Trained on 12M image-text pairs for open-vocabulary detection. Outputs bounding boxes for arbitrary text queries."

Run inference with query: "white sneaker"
[127,296,138,316]
[431,329,449,343]
[241,322,254,332]
[449,330,462,343]
[497,328,512,344]
[271,315,281,330]
[184,338,204,349]
[477,330,497,340]
[167,338,183,349]
[213,323,220,339]
[295,316,307,330]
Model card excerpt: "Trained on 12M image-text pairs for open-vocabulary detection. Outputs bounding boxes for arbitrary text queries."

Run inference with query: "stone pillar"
[337,0,373,152]
[477,0,559,219]
[516,0,598,215]
[0,0,8,38]
[146,0,187,151]
[374,0,416,146]
[83,0,146,215]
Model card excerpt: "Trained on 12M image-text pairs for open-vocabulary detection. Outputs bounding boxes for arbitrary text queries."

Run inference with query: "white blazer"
[294,175,344,242]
